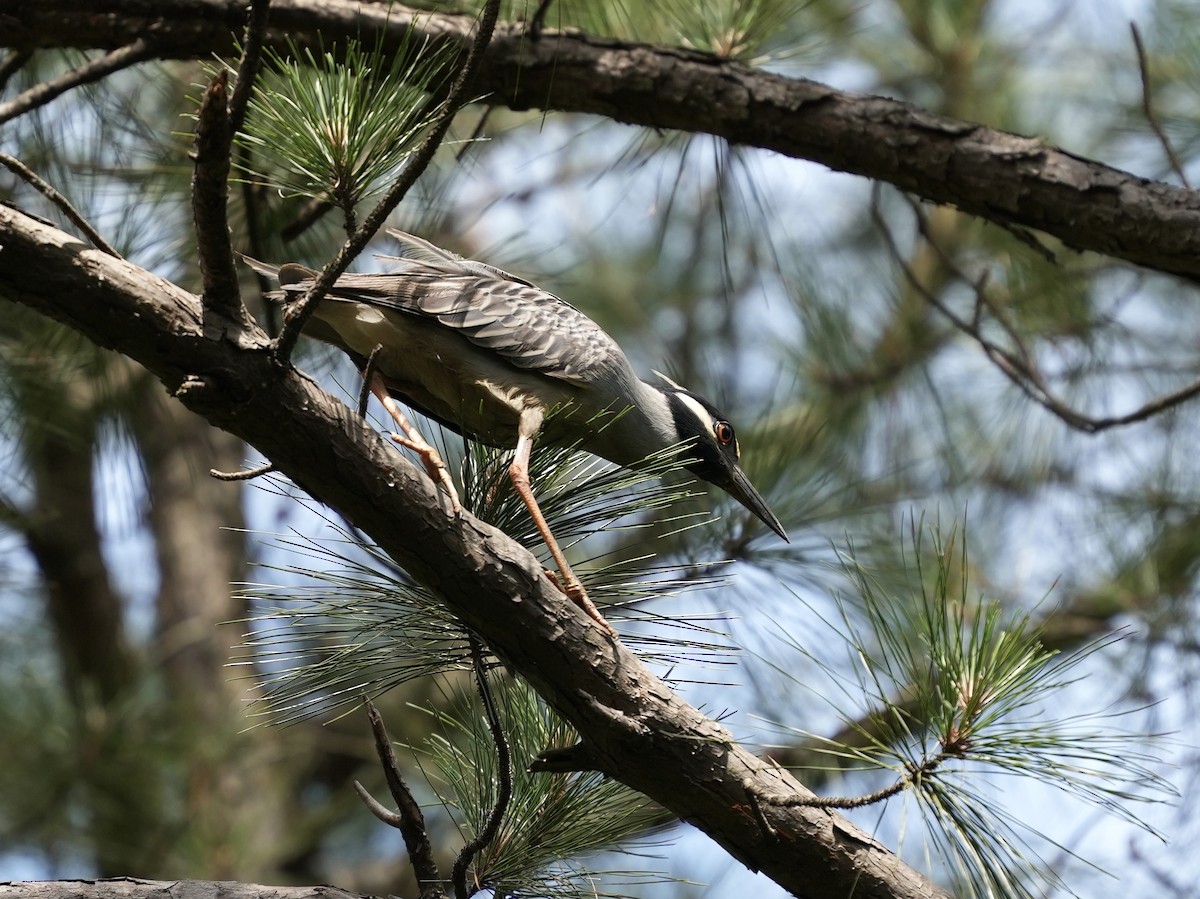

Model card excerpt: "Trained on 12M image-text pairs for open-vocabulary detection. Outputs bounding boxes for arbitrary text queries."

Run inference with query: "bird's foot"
[544,569,616,636]
[387,432,463,515]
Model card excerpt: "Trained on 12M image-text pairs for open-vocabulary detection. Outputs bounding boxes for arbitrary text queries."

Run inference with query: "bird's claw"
[387,432,462,515]
[543,568,616,636]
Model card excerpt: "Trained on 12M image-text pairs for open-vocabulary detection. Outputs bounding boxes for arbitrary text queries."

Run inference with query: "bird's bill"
[721,464,789,542]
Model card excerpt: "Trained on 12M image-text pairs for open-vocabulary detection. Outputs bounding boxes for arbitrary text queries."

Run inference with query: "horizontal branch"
[0,206,949,899]
[9,0,1200,283]
[0,879,372,899]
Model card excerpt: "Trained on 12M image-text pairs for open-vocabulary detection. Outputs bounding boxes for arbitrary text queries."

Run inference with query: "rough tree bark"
[7,0,1200,282]
[0,206,949,899]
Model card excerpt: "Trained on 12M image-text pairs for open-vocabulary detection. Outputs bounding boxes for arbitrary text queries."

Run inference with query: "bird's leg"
[368,373,462,514]
[509,433,615,636]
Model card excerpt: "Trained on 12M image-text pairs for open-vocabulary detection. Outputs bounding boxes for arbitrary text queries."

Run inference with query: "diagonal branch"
[1130,22,1189,188]
[873,191,1200,434]
[357,700,443,896]
[0,204,951,899]
[0,152,121,257]
[0,39,152,125]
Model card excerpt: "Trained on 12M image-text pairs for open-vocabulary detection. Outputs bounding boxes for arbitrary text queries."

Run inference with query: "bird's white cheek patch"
[674,392,717,434]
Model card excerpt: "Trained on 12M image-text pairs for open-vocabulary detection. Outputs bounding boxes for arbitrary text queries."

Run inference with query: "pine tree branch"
[191,69,242,316]
[0,880,387,899]
[0,152,121,257]
[358,700,443,897]
[272,0,501,362]
[0,38,152,125]
[10,0,1200,283]
[0,204,951,899]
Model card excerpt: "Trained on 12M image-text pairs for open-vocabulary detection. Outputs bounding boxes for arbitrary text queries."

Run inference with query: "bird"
[247,230,787,633]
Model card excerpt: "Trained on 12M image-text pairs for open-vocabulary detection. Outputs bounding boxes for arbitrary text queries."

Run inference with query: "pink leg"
[509,433,614,635]
[370,374,461,514]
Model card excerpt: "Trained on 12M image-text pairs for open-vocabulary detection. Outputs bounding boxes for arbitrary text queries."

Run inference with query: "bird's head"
[652,372,788,542]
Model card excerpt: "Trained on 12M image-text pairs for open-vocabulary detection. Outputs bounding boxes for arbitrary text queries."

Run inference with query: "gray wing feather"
[341,274,621,383]
[255,232,625,383]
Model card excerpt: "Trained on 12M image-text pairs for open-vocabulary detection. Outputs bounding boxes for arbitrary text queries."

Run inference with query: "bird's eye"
[714,421,735,446]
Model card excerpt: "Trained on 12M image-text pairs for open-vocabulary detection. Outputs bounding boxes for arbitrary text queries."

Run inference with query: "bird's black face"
[663,387,788,542]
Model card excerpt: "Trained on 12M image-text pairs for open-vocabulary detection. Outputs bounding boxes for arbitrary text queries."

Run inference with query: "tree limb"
[0,38,152,125]
[0,204,949,899]
[9,0,1200,283]
[0,880,379,899]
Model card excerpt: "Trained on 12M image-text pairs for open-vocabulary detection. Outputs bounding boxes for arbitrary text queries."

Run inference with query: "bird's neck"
[581,377,679,468]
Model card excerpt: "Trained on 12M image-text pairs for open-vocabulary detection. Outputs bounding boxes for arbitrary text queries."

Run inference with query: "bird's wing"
[319,271,623,384]
[240,233,626,383]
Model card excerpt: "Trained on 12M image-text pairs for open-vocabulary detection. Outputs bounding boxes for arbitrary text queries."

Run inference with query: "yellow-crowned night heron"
[249,231,787,632]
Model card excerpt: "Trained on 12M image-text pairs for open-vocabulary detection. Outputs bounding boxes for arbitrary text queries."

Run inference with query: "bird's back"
[275,231,627,387]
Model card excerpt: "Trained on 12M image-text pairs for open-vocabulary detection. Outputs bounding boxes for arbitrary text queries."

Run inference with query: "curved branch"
[10,0,1200,282]
[0,205,949,899]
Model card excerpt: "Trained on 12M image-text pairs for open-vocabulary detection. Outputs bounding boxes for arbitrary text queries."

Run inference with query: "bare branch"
[875,192,1200,434]
[191,69,242,316]
[0,39,151,125]
[0,152,121,257]
[0,48,33,93]
[363,700,443,894]
[209,461,275,481]
[1131,22,1189,188]
[353,780,406,828]
[272,0,503,363]
[529,0,555,39]
[228,0,271,136]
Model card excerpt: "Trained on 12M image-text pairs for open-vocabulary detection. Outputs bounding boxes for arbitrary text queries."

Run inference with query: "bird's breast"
[315,301,576,446]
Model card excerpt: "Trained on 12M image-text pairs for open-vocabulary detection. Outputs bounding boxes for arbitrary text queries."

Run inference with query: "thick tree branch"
[9,0,1200,283]
[0,880,376,899]
[0,206,949,899]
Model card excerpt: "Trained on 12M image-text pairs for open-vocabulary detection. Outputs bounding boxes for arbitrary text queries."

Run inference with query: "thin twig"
[353,781,405,827]
[228,0,272,137]
[0,40,152,126]
[1131,22,1189,188]
[0,49,33,94]
[209,461,275,481]
[0,153,121,257]
[767,754,947,810]
[455,106,493,163]
[281,197,334,242]
[364,699,443,892]
[452,636,513,899]
[273,0,502,363]
[360,345,385,417]
[767,776,909,809]
[875,190,1200,434]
